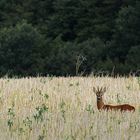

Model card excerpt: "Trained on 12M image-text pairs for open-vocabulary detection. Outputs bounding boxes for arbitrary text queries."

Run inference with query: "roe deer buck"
[93,87,135,112]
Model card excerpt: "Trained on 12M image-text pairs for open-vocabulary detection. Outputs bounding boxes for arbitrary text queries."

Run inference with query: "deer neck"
[97,96,104,110]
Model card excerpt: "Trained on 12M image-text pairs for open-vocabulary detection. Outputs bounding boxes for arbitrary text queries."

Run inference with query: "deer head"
[93,86,106,100]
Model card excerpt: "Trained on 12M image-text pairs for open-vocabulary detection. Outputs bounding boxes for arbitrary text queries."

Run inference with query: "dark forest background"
[0,0,140,77]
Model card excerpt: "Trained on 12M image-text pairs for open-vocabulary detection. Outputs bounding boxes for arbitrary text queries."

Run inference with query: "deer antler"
[100,87,103,92]
[97,86,99,92]
[103,87,106,92]
[95,86,135,112]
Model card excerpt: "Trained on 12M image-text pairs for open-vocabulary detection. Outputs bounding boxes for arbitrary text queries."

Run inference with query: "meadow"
[0,76,140,140]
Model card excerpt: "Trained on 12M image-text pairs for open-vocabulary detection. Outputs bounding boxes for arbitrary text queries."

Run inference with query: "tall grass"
[0,76,140,140]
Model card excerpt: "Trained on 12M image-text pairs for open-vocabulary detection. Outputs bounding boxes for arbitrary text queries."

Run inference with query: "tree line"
[0,0,140,76]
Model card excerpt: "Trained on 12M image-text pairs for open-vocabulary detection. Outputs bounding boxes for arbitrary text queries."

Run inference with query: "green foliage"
[76,38,106,74]
[0,0,140,76]
[59,100,66,122]
[33,104,48,123]
[126,46,140,70]
[47,0,121,42]
[23,117,32,131]
[7,107,15,130]
[0,21,45,76]
[109,5,140,62]
[86,104,95,114]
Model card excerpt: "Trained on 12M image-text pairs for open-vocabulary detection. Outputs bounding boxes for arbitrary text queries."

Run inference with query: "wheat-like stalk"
[0,76,140,140]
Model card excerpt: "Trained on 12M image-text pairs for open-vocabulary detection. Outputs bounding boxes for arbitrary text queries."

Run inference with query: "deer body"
[94,87,135,112]
[103,104,135,111]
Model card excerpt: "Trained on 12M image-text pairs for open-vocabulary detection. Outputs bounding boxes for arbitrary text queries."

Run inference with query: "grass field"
[0,76,140,140]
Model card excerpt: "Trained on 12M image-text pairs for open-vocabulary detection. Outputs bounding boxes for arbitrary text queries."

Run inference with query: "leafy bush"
[0,21,45,76]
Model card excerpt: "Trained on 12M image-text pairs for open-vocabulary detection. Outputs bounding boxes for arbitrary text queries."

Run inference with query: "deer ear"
[93,87,96,93]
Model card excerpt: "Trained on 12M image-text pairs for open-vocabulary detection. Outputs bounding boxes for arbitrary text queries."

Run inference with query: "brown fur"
[103,104,135,112]
[93,86,135,112]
